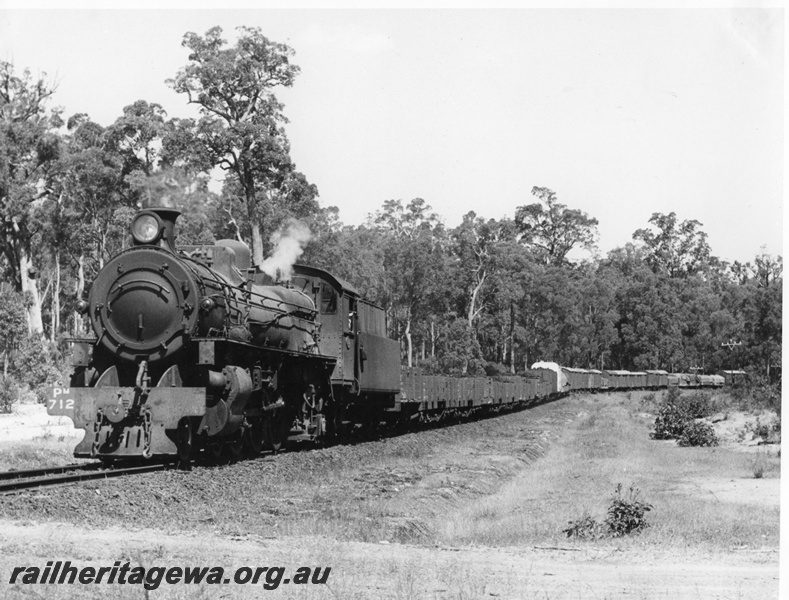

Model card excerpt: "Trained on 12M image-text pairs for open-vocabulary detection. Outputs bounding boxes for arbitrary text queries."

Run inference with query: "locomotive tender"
[46,204,731,463]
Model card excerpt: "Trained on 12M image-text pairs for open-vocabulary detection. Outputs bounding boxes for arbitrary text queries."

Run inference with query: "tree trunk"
[405,318,413,368]
[467,272,486,329]
[50,250,60,342]
[246,179,266,267]
[251,222,264,267]
[19,250,43,335]
[11,220,43,335]
[74,254,85,335]
[509,300,516,374]
[99,230,107,270]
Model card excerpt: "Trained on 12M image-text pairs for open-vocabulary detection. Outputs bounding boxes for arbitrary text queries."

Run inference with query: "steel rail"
[0,463,101,482]
[0,462,176,494]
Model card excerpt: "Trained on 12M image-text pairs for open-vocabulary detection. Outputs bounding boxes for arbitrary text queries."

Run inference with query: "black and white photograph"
[0,4,783,599]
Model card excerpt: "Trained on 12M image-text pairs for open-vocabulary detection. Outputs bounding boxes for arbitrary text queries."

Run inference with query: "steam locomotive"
[47,203,404,462]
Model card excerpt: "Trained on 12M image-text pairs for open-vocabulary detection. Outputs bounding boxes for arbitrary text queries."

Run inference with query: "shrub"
[677,422,718,447]
[730,375,782,416]
[565,484,653,540]
[743,415,781,444]
[10,335,66,402]
[749,418,772,441]
[605,483,652,537]
[682,391,715,418]
[563,513,604,540]
[651,389,717,442]
[0,375,18,413]
[484,362,510,376]
[651,400,689,440]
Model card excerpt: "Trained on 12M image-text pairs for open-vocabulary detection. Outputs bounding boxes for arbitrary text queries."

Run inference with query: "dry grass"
[0,528,524,600]
[437,393,780,550]
[0,437,77,472]
[255,395,780,550]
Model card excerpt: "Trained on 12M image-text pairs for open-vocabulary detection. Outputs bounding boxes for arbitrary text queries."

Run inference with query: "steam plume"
[259,219,312,282]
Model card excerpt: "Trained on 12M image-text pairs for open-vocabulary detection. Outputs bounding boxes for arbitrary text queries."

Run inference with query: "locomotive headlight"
[131,213,162,245]
[75,299,89,314]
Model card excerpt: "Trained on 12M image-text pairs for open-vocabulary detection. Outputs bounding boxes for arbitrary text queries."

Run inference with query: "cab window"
[320,283,337,314]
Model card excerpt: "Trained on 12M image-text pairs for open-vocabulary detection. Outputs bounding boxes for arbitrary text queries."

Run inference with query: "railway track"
[0,462,177,495]
[0,401,545,494]
[0,463,101,481]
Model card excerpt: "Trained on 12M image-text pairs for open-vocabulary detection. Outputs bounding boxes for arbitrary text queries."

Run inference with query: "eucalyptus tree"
[371,198,446,367]
[306,221,388,308]
[743,251,782,379]
[105,100,168,180]
[752,250,782,289]
[43,114,129,337]
[573,265,620,369]
[632,212,712,278]
[612,271,685,371]
[167,26,312,266]
[450,213,515,333]
[471,234,530,371]
[0,61,63,334]
[514,187,599,266]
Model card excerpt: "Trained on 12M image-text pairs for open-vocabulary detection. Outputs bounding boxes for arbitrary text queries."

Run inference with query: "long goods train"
[45,204,736,462]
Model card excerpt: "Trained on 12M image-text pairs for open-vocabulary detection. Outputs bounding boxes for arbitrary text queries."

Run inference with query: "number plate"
[47,387,76,416]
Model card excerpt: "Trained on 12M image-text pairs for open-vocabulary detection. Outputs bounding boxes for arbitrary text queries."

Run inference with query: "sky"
[0,7,783,264]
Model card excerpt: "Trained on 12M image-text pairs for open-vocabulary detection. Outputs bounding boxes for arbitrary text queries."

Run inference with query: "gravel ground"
[0,399,574,542]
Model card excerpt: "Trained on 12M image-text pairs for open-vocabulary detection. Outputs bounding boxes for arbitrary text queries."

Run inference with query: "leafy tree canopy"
[515,186,599,266]
[632,211,712,278]
[167,26,311,265]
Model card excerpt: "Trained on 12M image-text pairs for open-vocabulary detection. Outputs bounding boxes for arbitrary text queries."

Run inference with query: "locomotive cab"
[289,265,400,400]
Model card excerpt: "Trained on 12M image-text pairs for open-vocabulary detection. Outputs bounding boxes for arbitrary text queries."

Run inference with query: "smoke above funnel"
[259,219,312,281]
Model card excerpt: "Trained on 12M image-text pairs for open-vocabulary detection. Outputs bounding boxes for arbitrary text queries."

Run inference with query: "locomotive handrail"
[182,255,317,317]
[108,278,171,296]
[245,287,318,316]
